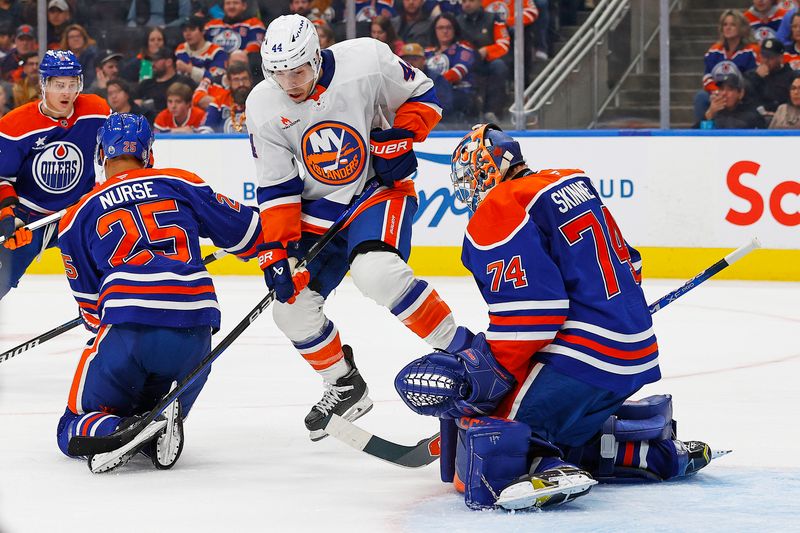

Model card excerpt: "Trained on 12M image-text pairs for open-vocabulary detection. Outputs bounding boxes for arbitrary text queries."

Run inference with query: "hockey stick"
[323,414,441,468]
[648,237,761,314]
[0,209,66,245]
[0,250,229,365]
[68,181,382,456]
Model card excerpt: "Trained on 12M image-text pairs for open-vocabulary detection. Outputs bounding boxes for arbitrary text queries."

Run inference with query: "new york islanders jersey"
[0,94,109,215]
[58,168,262,332]
[461,170,659,410]
[204,17,266,54]
[246,38,441,246]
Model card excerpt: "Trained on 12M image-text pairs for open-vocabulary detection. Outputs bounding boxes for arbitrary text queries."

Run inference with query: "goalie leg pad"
[454,417,532,510]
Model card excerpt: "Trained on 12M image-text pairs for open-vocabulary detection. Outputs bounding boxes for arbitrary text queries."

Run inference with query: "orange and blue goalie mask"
[450,124,525,212]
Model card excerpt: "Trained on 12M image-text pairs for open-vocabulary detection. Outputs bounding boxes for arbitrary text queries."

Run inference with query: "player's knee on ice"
[349,250,415,308]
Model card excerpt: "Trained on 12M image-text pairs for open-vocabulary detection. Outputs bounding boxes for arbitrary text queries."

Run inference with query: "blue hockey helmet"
[450,123,525,211]
[40,49,83,91]
[96,113,154,168]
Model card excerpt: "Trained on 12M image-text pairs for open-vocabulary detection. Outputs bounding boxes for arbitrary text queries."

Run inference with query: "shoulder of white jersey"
[245,78,293,128]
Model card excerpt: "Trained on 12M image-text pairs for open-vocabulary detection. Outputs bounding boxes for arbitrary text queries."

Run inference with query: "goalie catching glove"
[0,206,32,250]
[257,242,310,304]
[394,331,515,418]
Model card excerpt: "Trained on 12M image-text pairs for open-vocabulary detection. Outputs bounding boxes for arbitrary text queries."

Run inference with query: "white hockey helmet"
[261,15,322,79]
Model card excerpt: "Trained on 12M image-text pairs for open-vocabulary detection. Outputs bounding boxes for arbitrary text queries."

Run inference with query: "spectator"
[11,51,39,107]
[769,73,800,127]
[0,82,8,116]
[354,0,395,22]
[121,26,166,84]
[204,0,266,56]
[138,47,197,113]
[203,60,252,132]
[1,24,35,82]
[106,78,156,124]
[745,0,788,42]
[176,15,227,84]
[481,0,537,29]
[698,72,766,129]
[315,20,336,48]
[86,50,121,99]
[289,0,311,17]
[154,81,208,132]
[60,24,97,87]
[371,14,404,55]
[392,0,433,47]
[0,22,13,62]
[127,0,192,28]
[0,0,21,30]
[309,0,336,23]
[694,9,759,122]
[400,41,426,69]
[428,0,462,17]
[775,1,798,45]
[457,0,510,122]
[424,13,478,124]
[783,11,800,68]
[47,0,73,50]
[745,37,795,116]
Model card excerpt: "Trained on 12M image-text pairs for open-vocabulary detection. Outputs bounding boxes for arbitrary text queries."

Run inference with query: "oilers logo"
[753,26,777,43]
[425,53,450,78]
[32,142,84,194]
[301,121,366,186]
[211,29,242,54]
[484,0,510,22]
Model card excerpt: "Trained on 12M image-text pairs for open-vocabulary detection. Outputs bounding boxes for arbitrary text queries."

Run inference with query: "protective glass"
[269,63,315,93]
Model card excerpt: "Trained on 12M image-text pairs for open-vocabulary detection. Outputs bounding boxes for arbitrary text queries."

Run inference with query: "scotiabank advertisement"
[153,133,799,250]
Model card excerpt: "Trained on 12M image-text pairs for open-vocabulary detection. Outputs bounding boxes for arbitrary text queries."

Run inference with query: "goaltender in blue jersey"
[56,113,262,474]
[395,124,727,512]
[0,50,109,299]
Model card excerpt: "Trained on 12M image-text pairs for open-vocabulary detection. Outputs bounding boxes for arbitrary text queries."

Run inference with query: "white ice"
[1,276,798,532]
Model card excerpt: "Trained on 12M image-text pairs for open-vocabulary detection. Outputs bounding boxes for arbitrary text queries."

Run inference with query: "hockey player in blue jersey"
[0,49,110,299]
[395,124,725,511]
[55,113,263,473]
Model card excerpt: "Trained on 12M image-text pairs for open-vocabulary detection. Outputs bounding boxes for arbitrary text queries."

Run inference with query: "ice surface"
[1,276,798,532]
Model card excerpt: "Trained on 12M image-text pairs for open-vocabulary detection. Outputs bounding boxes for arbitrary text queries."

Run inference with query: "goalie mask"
[450,123,525,212]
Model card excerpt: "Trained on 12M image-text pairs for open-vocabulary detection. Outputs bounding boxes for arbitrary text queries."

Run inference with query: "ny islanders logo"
[32,142,84,194]
[301,121,366,186]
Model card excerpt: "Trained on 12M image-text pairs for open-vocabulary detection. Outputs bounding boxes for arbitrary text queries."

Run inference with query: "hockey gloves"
[0,206,32,250]
[395,333,516,418]
[369,128,417,187]
[258,242,310,304]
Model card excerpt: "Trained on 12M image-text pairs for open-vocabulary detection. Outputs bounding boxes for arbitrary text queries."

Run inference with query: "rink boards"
[29,130,799,280]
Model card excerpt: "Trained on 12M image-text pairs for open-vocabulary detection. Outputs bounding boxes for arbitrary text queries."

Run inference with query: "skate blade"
[310,397,374,442]
[495,476,597,511]
[711,449,733,461]
[89,419,167,473]
[155,400,182,467]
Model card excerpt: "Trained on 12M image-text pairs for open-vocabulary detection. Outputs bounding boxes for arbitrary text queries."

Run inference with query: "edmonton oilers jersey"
[58,167,262,332]
[461,169,660,398]
[0,94,109,216]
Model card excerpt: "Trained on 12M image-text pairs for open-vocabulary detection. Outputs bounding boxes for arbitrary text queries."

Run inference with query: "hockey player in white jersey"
[246,14,461,441]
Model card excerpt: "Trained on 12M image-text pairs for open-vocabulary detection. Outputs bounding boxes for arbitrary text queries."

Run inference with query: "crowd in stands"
[695,0,800,129]
[0,0,596,129]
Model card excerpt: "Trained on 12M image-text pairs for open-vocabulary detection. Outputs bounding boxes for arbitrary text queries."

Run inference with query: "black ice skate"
[495,466,598,511]
[87,398,183,473]
[682,440,731,476]
[304,345,373,442]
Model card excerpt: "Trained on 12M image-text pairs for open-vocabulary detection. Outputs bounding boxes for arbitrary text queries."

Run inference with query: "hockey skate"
[88,398,183,473]
[304,345,373,442]
[495,466,598,511]
[682,440,731,476]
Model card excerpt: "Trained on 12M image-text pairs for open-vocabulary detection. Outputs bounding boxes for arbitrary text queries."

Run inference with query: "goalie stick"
[648,237,761,314]
[67,181,381,457]
[0,250,228,365]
